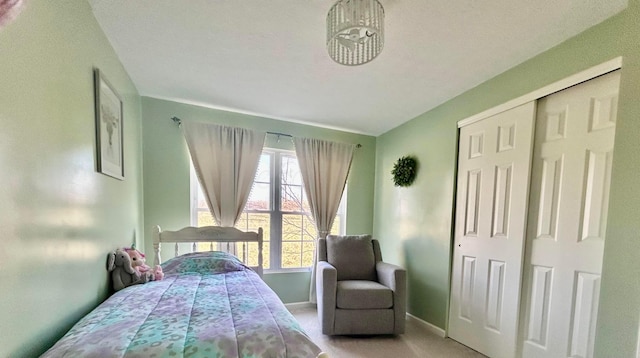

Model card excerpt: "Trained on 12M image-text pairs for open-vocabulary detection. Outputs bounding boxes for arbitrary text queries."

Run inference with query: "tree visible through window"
[191,149,345,270]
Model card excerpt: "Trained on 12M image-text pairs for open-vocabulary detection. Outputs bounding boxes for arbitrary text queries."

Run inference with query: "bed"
[42,226,326,358]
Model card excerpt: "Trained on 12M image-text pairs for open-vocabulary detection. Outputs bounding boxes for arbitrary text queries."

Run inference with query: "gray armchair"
[316,234,406,335]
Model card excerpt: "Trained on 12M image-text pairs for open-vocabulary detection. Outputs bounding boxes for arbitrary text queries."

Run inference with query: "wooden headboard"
[153,225,264,277]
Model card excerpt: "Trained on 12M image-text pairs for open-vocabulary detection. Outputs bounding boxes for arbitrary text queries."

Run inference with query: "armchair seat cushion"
[336,280,393,309]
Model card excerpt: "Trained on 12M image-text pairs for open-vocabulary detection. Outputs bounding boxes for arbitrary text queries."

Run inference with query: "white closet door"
[520,71,620,358]
[449,102,536,358]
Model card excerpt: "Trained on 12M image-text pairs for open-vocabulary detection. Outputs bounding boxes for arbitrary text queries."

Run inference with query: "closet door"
[519,71,620,358]
[449,102,536,358]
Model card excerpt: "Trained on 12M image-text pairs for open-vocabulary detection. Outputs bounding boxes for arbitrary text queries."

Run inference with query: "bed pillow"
[161,251,247,275]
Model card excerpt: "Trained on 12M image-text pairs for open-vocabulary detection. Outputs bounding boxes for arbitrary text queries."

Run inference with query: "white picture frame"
[94,68,124,180]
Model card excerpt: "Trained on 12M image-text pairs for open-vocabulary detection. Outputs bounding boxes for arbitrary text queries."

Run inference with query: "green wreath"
[391,156,417,187]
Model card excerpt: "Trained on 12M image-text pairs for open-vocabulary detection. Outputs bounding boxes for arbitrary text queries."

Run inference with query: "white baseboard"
[406,313,446,338]
[285,301,315,310]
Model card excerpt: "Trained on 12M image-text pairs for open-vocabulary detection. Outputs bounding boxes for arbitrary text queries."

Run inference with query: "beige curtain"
[294,137,355,303]
[182,120,265,247]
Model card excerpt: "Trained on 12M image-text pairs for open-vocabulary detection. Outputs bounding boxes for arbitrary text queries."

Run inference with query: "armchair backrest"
[318,235,383,281]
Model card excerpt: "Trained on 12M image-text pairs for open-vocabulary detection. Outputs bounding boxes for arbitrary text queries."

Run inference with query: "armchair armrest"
[376,262,406,291]
[316,261,337,335]
[376,261,407,334]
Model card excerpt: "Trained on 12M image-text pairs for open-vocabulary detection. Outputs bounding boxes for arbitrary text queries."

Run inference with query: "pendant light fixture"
[327,0,385,66]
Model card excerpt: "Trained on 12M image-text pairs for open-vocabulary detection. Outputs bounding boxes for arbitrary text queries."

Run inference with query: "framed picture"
[94,68,124,180]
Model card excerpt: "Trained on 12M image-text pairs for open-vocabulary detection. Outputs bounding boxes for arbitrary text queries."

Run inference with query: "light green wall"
[374,6,640,355]
[374,114,457,326]
[263,271,311,303]
[595,0,640,356]
[141,97,376,302]
[0,1,144,357]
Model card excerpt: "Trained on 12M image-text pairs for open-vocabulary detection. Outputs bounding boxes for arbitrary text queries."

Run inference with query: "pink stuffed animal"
[0,0,25,29]
[123,247,164,281]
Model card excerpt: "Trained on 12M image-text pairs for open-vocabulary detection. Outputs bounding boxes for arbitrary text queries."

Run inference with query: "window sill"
[265,268,311,274]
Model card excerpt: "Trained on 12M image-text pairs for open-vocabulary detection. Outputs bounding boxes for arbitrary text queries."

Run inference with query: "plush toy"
[123,247,164,281]
[0,0,25,29]
[107,249,149,291]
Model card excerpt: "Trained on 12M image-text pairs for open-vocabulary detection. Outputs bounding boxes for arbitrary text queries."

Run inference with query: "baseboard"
[406,313,446,338]
[285,301,315,309]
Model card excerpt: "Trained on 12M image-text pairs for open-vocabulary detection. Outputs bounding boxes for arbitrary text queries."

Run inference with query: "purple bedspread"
[42,253,323,358]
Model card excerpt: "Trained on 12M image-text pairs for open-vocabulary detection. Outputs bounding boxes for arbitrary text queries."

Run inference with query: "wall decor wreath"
[391,156,417,187]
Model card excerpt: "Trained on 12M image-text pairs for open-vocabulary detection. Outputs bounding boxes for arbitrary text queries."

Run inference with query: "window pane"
[281,155,303,185]
[281,184,304,212]
[282,214,303,241]
[281,240,314,269]
[255,153,271,182]
[282,214,317,241]
[330,216,341,235]
[196,184,208,210]
[197,210,216,227]
[282,242,302,268]
[195,242,212,252]
[301,240,314,267]
[302,191,311,212]
[302,214,318,240]
[282,214,316,268]
[246,182,270,210]
[235,212,271,269]
[280,154,312,213]
[245,154,271,210]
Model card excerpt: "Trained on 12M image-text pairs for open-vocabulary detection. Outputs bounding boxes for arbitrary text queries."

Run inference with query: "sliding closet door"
[519,71,620,358]
[449,102,536,358]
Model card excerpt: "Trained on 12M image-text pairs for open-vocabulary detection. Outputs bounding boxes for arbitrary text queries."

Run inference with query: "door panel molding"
[449,102,536,358]
[520,71,619,358]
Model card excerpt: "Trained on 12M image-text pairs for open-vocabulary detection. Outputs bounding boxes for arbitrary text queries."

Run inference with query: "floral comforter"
[42,252,324,358]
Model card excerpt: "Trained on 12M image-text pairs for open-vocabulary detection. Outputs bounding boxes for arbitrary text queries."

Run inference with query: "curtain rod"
[266,132,362,148]
[267,131,293,138]
[171,117,361,148]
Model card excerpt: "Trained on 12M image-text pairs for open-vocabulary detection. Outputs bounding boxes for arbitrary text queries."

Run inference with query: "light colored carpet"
[288,305,487,358]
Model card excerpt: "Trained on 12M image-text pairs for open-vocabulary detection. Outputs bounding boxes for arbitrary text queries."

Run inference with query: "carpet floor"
[288,305,487,358]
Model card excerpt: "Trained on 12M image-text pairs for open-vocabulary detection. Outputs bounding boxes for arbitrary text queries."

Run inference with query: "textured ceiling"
[88,0,627,135]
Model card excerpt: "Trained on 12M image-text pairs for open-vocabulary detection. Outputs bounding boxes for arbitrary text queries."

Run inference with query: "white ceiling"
[88,0,627,136]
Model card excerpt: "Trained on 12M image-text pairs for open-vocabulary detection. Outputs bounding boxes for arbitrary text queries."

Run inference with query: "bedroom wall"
[595,0,640,355]
[374,6,640,354]
[0,1,144,357]
[141,97,376,303]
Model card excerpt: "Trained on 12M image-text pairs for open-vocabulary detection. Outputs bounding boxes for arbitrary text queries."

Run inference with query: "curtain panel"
[182,120,265,230]
[294,137,355,303]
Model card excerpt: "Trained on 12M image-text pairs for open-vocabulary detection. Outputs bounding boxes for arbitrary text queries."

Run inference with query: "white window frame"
[189,162,199,227]
[190,148,346,271]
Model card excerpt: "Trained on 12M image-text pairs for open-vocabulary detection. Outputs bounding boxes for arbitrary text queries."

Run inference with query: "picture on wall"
[94,68,124,180]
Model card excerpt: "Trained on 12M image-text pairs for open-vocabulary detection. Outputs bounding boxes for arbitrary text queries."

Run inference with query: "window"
[191,148,346,270]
